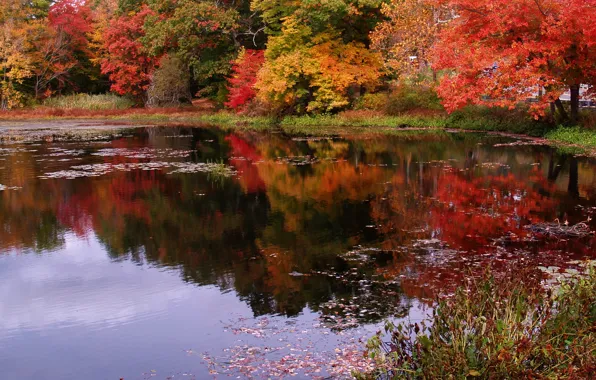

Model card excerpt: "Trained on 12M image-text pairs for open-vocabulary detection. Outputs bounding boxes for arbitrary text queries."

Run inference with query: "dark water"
[0,126,595,379]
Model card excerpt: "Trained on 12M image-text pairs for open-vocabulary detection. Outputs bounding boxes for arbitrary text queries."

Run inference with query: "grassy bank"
[546,126,596,150]
[280,106,552,137]
[359,265,596,379]
[2,105,596,153]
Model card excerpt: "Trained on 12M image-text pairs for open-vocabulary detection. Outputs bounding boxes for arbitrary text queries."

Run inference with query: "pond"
[0,125,595,379]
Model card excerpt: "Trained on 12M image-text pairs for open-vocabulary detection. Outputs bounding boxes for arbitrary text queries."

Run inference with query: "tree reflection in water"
[0,127,595,320]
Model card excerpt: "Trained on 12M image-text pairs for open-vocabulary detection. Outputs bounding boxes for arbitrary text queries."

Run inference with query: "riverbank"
[1,110,595,154]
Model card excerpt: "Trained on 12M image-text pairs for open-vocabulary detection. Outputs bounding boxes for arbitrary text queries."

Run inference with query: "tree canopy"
[0,0,593,121]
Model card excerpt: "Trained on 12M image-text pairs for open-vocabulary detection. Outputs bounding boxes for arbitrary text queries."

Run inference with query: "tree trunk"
[548,155,566,182]
[569,84,580,123]
[554,99,568,121]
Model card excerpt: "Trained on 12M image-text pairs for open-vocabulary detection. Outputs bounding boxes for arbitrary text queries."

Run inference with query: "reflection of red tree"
[431,169,555,251]
[226,134,266,193]
[56,183,95,237]
[373,166,580,302]
[56,139,167,238]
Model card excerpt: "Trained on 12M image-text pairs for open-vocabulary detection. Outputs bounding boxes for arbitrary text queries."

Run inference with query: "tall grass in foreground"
[42,94,135,110]
[359,266,595,379]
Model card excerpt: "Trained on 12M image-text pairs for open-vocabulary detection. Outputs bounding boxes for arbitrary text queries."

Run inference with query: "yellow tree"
[89,0,118,59]
[254,0,385,114]
[0,2,36,109]
[371,0,450,79]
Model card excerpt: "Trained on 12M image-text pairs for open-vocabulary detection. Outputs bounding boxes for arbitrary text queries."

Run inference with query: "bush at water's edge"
[357,265,596,379]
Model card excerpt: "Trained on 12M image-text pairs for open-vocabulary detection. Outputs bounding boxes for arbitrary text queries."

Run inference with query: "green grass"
[279,114,448,136]
[281,114,447,129]
[546,126,596,150]
[42,94,135,110]
[360,265,596,379]
[121,112,275,129]
[445,106,553,136]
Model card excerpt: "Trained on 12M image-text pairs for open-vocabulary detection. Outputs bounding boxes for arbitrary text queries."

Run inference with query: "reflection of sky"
[0,233,425,380]
[0,233,256,379]
[0,234,196,332]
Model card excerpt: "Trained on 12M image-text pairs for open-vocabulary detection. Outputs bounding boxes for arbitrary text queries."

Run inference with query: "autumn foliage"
[432,0,596,120]
[100,7,158,102]
[225,49,265,112]
[0,0,594,120]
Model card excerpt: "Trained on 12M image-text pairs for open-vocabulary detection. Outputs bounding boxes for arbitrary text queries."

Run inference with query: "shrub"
[356,84,443,115]
[385,84,443,115]
[355,93,390,112]
[360,266,596,379]
[579,109,596,130]
[42,93,135,110]
[447,106,553,136]
[146,55,191,108]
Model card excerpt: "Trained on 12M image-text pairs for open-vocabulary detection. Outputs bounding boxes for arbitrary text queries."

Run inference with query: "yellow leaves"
[253,0,386,113]
[0,5,37,109]
[371,0,439,77]
[468,369,481,376]
[256,40,382,113]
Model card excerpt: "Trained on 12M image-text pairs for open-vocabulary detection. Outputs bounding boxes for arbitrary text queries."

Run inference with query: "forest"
[0,0,595,125]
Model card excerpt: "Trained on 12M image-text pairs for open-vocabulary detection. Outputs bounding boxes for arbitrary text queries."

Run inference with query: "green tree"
[142,0,240,100]
[146,54,191,107]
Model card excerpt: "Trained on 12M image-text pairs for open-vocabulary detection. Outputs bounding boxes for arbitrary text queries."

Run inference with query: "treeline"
[1,0,595,122]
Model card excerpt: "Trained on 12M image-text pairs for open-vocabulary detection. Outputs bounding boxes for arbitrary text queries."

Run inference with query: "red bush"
[225,49,265,112]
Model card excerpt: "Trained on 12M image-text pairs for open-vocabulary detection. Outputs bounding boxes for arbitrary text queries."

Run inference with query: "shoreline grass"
[1,108,595,154]
[546,126,596,150]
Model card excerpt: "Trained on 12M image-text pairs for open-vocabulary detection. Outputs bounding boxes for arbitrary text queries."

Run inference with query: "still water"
[0,126,595,379]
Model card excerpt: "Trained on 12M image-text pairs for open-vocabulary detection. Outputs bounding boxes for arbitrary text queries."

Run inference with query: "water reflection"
[0,126,595,377]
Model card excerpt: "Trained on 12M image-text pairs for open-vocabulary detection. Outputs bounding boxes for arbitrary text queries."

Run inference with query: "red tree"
[432,0,596,121]
[225,49,265,112]
[49,0,92,47]
[33,0,93,98]
[100,6,159,102]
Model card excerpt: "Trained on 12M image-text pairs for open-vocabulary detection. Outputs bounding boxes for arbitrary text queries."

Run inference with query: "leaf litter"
[200,316,377,379]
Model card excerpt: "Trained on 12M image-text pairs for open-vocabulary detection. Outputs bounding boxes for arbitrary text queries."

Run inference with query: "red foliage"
[32,0,93,97]
[100,7,159,101]
[225,134,266,193]
[49,0,92,48]
[225,50,265,112]
[432,0,596,115]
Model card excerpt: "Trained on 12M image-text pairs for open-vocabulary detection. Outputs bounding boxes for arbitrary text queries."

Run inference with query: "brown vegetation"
[0,105,211,120]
